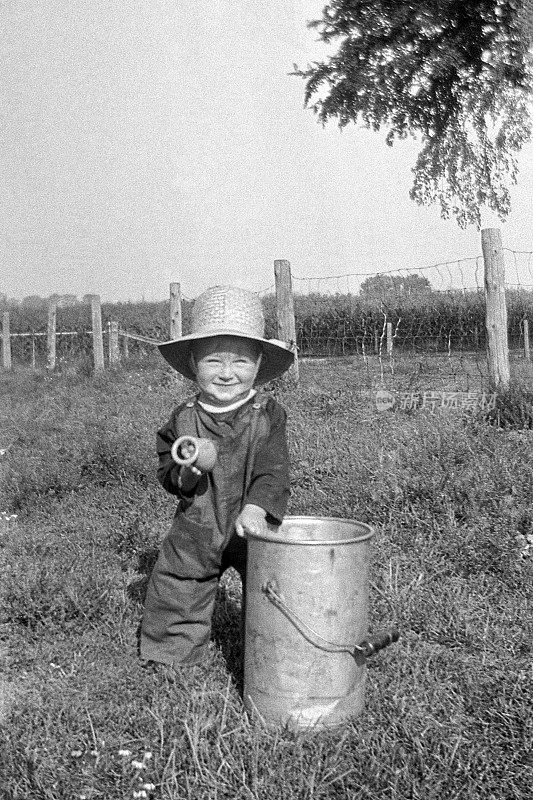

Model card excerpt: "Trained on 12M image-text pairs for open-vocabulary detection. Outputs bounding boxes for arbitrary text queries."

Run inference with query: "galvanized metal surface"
[244,516,374,730]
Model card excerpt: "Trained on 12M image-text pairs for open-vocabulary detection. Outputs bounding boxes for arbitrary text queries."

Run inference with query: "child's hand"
[235,504,267,538]
[177,463,202,492]
[179,441,197,463]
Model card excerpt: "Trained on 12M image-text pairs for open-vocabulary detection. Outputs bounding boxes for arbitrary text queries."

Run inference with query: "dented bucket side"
[243,516,374,730]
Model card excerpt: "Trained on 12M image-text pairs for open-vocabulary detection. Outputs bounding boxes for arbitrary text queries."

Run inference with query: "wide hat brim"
[158,329,295,384]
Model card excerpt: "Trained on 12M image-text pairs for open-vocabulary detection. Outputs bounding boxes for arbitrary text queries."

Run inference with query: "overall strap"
[250,392,270,445]
[173,394,199,435]
[243,393,271,497]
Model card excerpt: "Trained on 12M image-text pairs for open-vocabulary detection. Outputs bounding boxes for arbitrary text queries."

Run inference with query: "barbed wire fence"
[263,245,533,392]
[1,318,152,368]
[2,232,533,394]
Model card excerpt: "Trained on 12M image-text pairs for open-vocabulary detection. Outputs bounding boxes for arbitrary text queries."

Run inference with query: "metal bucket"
[243,515,375,730]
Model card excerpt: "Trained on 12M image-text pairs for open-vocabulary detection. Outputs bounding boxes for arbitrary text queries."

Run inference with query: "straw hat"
[158,285,295,384]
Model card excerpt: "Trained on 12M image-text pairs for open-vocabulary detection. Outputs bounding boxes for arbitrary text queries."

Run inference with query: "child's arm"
[235,400,290,537]
[244,399,290,524]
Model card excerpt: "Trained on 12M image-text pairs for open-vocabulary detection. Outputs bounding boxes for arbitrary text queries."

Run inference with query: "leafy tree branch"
[294,1,533,227]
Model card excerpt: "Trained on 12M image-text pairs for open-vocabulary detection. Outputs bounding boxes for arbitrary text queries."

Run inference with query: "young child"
[140,285,294,668]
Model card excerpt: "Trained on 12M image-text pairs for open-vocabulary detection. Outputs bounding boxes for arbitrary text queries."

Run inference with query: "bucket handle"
[263,580,399,659]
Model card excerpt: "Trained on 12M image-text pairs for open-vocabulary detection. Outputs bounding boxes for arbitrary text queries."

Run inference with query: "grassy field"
[1,354,532,799]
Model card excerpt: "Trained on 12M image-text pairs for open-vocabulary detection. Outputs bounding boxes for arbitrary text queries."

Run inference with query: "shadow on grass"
[212,580,245,694]
[127,549,245,691]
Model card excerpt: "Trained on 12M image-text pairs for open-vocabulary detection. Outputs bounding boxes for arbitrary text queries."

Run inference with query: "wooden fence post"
[169,282,183,384]
[482,228,510,389]
[386,322,393,356]
[109,321,120,365]
[2,311,11,370]
[523,319,530,361]
[274,260,299,383]
[122,332,129,359]
[46,299,57,371]
[170,282,182,339]
[91,294,105,372]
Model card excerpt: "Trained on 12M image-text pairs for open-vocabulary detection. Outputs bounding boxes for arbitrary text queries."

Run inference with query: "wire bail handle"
[263,580,399,659]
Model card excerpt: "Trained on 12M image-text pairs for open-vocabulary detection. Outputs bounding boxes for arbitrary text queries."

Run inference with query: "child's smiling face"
[191,335,262,406]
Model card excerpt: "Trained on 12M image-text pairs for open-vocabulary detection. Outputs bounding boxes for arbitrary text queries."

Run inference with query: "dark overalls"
[140,393,290,666]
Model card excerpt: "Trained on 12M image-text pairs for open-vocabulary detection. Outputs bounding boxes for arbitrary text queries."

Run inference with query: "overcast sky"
[1,0,532,302]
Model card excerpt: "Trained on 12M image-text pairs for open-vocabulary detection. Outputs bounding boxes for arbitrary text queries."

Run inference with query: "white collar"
[197,389,257,414]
